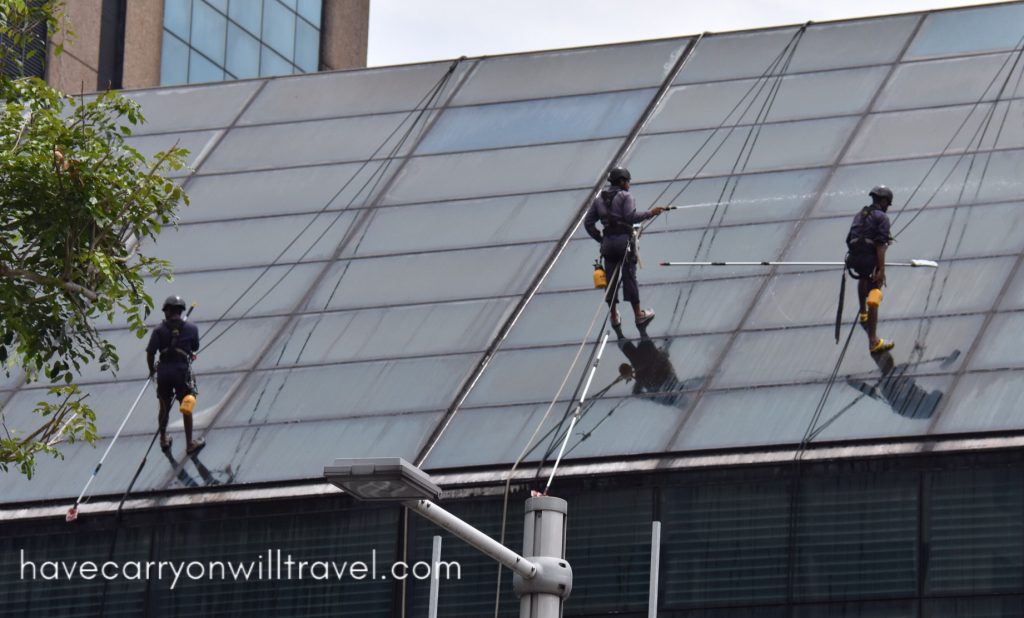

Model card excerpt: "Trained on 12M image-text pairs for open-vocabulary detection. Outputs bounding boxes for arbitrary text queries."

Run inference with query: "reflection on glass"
[160,33,190,86]
[908,3,1024,58]
[164,0,193,39]
[226,23,260,79]
[229,0,262,35]
[261,0,296,58]
[189,49,225,83]
[828,348,950,433]
[260,44,294,77]
[191,0,228,63]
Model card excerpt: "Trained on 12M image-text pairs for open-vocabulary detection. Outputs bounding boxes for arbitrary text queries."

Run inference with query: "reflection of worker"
[584,167,663,332]
[846,185,895,354]
[617,338,701,408]
[847,350,942,419]
[146,296,204,454]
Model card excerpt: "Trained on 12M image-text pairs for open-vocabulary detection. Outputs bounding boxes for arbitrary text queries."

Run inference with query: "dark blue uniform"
[146,319,199,402]
[583,186,657,305]
[846,205,891,281]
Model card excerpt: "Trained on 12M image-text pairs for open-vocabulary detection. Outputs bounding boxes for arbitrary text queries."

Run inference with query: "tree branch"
[0,264,99,301]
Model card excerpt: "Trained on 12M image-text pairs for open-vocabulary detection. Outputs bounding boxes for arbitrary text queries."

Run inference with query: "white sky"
[366,0,1007,66]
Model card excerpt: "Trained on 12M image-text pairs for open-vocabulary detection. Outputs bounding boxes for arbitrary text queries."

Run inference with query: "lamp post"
[324,458,572,618]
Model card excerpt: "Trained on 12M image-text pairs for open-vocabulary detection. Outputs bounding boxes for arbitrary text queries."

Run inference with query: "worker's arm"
[620,193,664,223]
[875,243,887,287]
[875,212,891,286]
[583,199,602,242]
[147,350,156,378]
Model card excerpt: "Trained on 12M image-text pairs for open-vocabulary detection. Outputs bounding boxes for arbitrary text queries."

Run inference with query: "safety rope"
[889,36,1024,237]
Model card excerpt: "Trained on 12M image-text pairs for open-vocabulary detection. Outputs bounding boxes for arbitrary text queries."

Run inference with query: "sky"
[366,0,1007,66]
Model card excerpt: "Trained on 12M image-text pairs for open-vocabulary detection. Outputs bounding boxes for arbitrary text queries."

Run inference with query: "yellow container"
[180,394,196,415]
[867,288,883,309]
[593,266,607,289]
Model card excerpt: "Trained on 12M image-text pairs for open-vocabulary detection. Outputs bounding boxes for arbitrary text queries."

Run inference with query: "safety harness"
[158,319,198,396]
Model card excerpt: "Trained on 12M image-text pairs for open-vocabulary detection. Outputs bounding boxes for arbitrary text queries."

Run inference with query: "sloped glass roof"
[3,2,1024,507]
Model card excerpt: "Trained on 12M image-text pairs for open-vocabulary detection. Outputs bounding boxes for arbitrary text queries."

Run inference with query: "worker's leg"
[620,254,641,319]
[866,278,881,348]
[602,237,629,324]
[157,397,172,448]
[183,408,195,449]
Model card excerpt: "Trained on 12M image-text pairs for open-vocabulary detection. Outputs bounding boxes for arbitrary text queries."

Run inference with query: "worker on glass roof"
[146,295,205,455]
[584,167,664,336]
[845,186,896,355]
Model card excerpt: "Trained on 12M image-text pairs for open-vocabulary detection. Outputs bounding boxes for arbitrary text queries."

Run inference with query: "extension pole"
[545,332,611,494]
[660,259,939,268]
[66,378,152,522]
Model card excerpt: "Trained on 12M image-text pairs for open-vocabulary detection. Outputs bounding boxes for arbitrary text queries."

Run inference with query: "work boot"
[636,309,655,328]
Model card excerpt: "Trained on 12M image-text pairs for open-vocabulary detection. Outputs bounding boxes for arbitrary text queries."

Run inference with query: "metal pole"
[428,535,442,618]
[660,259,939,268]
[648,521,661,618]
[516,496,572,618]
[404,499,538,580]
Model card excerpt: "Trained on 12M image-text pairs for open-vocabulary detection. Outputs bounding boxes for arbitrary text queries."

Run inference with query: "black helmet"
[608,167,631,186]
[869,185,893,202]
[162,295,187,312]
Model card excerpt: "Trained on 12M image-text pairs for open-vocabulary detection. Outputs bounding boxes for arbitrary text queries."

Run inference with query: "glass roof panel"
[969,311,1024,370]
[126,80,262,134]
[675,16,916,84]
[907,3,1024,58]
[712,315,981,390]
[745,257,1016,330]
[306,243,552,310]
[183,161,387,222]
[260,299,514,365]
[934,370,1024,435]
[452,38,689,105]
[845,101,1024,163]
[508,279,761,347]
[140,262,322,325]
[673,375,952,452]
[147,211,357,270]
[218,356,476,426]
[417,90,654,154]
[792,203,1024,264]
[0,433,173,504]
[877,52,1024,111]
[200,113,427,173]
[425,395,692,470]
[649,67,887,133]
[382,139,622,204]
[1000,264,1024,310]
[813,150,1024,216]
[627,117,857,180]
[543,222,796,292]
[190,413,443,486]
[352,191,587,255]
[626,168,827,230]
[77,317,285,382]
[2,372,246,437]
[240,61,468,123]
[125,130,220,176]
[463,334,726,408]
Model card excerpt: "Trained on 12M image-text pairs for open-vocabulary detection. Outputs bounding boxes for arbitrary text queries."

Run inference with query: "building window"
[160,0,322,86]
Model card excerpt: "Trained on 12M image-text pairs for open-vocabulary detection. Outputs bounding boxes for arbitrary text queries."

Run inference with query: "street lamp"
[324,457,572,618]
